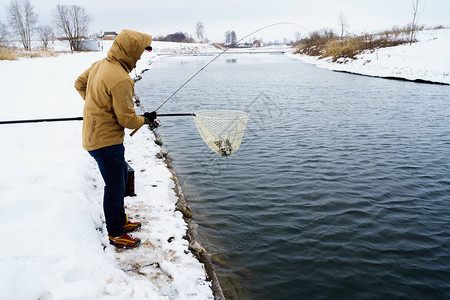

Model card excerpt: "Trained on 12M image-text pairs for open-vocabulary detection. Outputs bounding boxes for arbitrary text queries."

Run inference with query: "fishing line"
[2,21,308,157]
[155,21,308,111]
[132,22,309,146]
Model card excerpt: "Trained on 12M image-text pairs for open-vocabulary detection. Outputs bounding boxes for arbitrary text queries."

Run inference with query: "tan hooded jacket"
[74,29,152,151]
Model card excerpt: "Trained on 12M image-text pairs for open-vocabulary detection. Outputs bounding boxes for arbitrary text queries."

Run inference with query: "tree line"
[153,21,208,43]
[298,0,426,47]
[0,0,91,51]
[294,1,433,62]
[153,32,195,43]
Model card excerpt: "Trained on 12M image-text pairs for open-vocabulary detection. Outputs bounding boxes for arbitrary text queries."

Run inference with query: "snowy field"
[290,28,450,84]
[0,42,213,299]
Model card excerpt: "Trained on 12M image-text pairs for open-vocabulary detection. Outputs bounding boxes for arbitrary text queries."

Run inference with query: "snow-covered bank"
[151,41,291,55]
[0,43,213,299]
[290,29,450,85]
[151,41,218,55]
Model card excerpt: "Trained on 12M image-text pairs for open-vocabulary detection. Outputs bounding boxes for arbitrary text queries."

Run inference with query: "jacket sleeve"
[74,67,90,100]
[111,80,145,129]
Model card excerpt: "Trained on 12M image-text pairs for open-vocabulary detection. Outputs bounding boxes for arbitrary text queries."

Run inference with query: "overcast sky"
[1,0,449,42]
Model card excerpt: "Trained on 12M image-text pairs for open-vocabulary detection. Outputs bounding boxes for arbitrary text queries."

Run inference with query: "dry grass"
[0,47,18,60]
[322,34,410,61]
[321,37,364,60]
[0,47,59,60]
[295,26,416,62]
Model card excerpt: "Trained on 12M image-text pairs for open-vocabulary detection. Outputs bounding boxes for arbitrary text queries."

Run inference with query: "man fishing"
[74,29,156,249]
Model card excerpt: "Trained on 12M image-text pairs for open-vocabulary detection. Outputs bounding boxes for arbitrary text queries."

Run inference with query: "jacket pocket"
[89,119,97,142]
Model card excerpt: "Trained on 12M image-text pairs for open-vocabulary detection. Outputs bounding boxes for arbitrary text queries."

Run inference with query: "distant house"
[253,40,263,47]
[80,39,102,51]
[102,31,118,40]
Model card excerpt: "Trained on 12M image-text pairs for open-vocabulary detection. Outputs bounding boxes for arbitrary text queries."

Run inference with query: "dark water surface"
[136,54,450,299]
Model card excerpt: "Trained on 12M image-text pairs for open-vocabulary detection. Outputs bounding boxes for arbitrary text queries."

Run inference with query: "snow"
[0,41,213,299]
[289,28,450,84]
[151,41,219,55]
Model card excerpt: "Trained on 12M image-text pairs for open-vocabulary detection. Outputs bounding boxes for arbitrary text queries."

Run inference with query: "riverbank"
[0,42,215,299]
[290,28,450,85]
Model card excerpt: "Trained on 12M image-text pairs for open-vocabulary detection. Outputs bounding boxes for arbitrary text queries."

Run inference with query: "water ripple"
[137,54,450,300]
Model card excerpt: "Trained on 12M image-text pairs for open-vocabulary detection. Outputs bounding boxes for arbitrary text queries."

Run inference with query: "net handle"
[129,113,195,136]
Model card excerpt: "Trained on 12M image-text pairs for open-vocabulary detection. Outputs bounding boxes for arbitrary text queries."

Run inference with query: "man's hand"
[143,111,157,124]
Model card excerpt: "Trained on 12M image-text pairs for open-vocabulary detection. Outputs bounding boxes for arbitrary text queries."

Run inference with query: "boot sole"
[109,238,141,249]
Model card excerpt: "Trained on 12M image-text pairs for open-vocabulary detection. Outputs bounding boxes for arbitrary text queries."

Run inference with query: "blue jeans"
[88,144,127,237]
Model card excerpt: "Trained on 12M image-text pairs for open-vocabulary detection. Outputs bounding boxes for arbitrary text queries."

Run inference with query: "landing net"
[193,110,249,157]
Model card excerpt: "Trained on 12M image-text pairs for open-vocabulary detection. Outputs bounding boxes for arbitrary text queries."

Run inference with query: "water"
[136,54,450,299]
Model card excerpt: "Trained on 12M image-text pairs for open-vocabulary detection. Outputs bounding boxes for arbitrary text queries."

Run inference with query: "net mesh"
[193,110,249,157]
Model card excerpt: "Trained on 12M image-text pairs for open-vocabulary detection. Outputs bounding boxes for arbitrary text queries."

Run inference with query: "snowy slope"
[0,43,213,299]
[151,41,219,54]
[290,28,450,84]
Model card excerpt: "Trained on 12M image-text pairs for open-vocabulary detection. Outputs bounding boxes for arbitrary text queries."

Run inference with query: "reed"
[0,47,18,60]
[295,26,422,62]
[0,47,59,60]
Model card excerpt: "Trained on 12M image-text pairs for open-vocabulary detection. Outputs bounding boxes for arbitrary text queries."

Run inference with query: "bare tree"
[54,4,91,51]
[0,21,10,46]
[195,21,205,42]
[322,28,335,39]
[409,0,421,45]
[224,30,237,47]
[37,25,53,48]
[7,0,38,50]
[338,13,348,38]
[89,31,101,39]
[230,30,237,47]
[225,30,231,45]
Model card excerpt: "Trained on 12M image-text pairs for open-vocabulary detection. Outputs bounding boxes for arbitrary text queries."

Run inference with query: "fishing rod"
[0,117,83,125]
[0,114,194,125]
[129,22,308,136]
[1,22,306,131]
[155,22,308,111]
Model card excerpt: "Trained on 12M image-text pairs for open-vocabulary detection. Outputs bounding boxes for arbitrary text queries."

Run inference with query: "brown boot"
[108,233,140,249]
[123,216,141,233]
